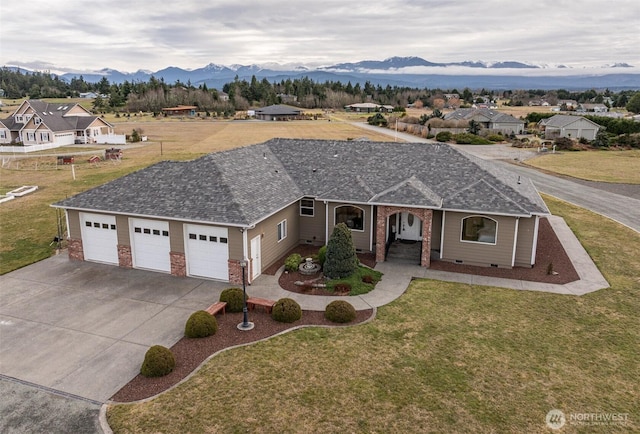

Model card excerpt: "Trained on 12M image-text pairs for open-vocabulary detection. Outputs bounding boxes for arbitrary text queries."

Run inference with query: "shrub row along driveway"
[0,254,228,403]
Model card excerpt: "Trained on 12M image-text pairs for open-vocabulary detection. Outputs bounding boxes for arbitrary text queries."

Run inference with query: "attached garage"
[80,212,118,264]
[130,218,171,272]
[185,224,229,280]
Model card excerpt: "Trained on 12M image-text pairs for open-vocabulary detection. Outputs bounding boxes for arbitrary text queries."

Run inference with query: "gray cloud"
[1,0,638,72]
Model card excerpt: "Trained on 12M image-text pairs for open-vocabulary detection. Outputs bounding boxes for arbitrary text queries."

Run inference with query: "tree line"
[1,67,639,114]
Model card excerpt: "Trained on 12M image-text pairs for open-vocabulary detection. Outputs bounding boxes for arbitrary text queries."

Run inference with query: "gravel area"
[110,217,577,403]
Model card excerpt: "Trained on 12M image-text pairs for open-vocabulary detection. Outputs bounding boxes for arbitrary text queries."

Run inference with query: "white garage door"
[80,213,119,264]
[185,224,229,280]
[130,218,171,272]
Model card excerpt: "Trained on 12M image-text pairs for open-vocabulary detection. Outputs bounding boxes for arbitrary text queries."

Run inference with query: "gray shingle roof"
[54,139,549,225]
[542,114,601,128]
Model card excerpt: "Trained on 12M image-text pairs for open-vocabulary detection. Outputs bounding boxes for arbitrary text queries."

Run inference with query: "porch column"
[420,209,433,267]
[375,206,388,263]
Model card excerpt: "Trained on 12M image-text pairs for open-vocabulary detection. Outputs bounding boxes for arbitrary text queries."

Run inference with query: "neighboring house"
[217,91,229,101]
[538,115,602,140]
[254,104,304,121]
[277,93,298,103]
[444,108,525,134]
[558,99,579,109]
[53,139,549,285]
[344,103,394,113]
[578,103,608,113]
[161,105,198,116]
[0,99,120,147]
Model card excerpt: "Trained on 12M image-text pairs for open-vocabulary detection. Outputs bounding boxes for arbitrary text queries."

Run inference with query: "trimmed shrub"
[362,275,374,284]
[271,298,302,323]
[486,134,505,142]
[285,253,302,272]
[184,310,218,338]
[324,223,359,279]
[334,283,352,294]
[324,300,357,323]
[318,245,327,266]
[140,345,175,377]
[435,131,452,142]
[220,287,246,313]
[453,133,492,145]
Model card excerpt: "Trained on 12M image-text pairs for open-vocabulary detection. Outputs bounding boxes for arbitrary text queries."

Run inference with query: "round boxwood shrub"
[285,253,302,272]
[185,310,218,338]
[271,298,302,323]
[220,287,246,313]
[324,300,357,323]
[140,345,175,378]
[318,245,327,266]
[435,131,452,142]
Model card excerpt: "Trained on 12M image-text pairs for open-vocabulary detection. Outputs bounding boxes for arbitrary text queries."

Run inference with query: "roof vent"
[517,176,521,185]
[263,152,267,159]
[333,153,338,158]
[312,168,317,172]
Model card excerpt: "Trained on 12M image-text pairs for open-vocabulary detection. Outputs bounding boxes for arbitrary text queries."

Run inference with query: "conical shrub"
[323,222,359,279]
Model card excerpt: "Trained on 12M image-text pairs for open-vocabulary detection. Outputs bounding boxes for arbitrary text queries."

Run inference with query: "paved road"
[352,121,640,233]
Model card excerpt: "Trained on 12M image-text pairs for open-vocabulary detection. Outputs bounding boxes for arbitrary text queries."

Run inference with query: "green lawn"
[526,149,640,184]
[107,196,640,433]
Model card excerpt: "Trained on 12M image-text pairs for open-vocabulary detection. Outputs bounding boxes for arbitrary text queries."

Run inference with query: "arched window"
[335,205,364,231]
[461,216,497,244]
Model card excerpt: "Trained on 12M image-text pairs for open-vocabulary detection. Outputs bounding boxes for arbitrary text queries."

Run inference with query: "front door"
[399,212,422,241]
[250,235,262,280]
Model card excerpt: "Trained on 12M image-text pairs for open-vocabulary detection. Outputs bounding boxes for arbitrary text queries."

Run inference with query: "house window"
[27,132,35,141]
[0,131,6,139]
[277,219,287,242]
[335,205,364,231]
[461,216,497,244]
[40,132,50,142]
[300,198,314,216]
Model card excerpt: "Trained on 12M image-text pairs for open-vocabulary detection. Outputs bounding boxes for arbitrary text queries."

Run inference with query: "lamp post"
[237,259,254,331]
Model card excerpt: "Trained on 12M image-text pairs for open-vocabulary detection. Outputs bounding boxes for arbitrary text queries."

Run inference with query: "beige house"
[0,100,122,149]
[444,108,525,134]
[539,115,602,140]
[53,139,549,284]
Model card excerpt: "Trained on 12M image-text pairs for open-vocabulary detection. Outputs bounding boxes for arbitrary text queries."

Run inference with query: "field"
[106,195,640,433]
[525,149,640,184]
[0,119,394,274]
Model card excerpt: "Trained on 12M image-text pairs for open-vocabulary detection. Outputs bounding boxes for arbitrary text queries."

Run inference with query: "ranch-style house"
[53,139,549,284]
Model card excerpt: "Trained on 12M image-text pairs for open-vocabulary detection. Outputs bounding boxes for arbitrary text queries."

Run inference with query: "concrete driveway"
[0,254,228,403]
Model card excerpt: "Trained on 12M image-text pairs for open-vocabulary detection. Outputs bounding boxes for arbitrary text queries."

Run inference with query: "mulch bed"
[111,309,373,403]
[111,217,578,402]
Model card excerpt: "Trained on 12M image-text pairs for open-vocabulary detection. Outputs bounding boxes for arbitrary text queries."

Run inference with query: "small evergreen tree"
[323,223,359,279]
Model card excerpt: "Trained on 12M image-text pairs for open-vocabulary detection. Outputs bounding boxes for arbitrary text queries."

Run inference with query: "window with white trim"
[461,216,497,244]
[300,198,314,216]
[335,205,364,231]
[26,132,35,141]
[277,219,287,242]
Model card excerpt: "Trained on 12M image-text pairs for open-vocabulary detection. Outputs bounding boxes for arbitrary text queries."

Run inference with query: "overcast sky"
[1,0,639,73]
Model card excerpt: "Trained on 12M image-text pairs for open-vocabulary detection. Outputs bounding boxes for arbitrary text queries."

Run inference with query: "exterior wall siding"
[67,210,81,239]
[247,203,300,273]
[441,212,516,268]
[298,199,326,245]
[327,203,373,252]
[514,216,536,267]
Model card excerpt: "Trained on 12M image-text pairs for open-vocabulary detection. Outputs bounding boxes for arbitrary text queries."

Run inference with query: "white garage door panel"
[80,213,119,264]
[131,218,171,272]
[185,224,229,280]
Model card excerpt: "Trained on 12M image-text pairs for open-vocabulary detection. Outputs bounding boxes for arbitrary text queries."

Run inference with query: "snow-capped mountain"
[7,56,639,90]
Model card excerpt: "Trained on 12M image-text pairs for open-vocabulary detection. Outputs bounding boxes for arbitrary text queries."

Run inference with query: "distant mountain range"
[5,57,640,90]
